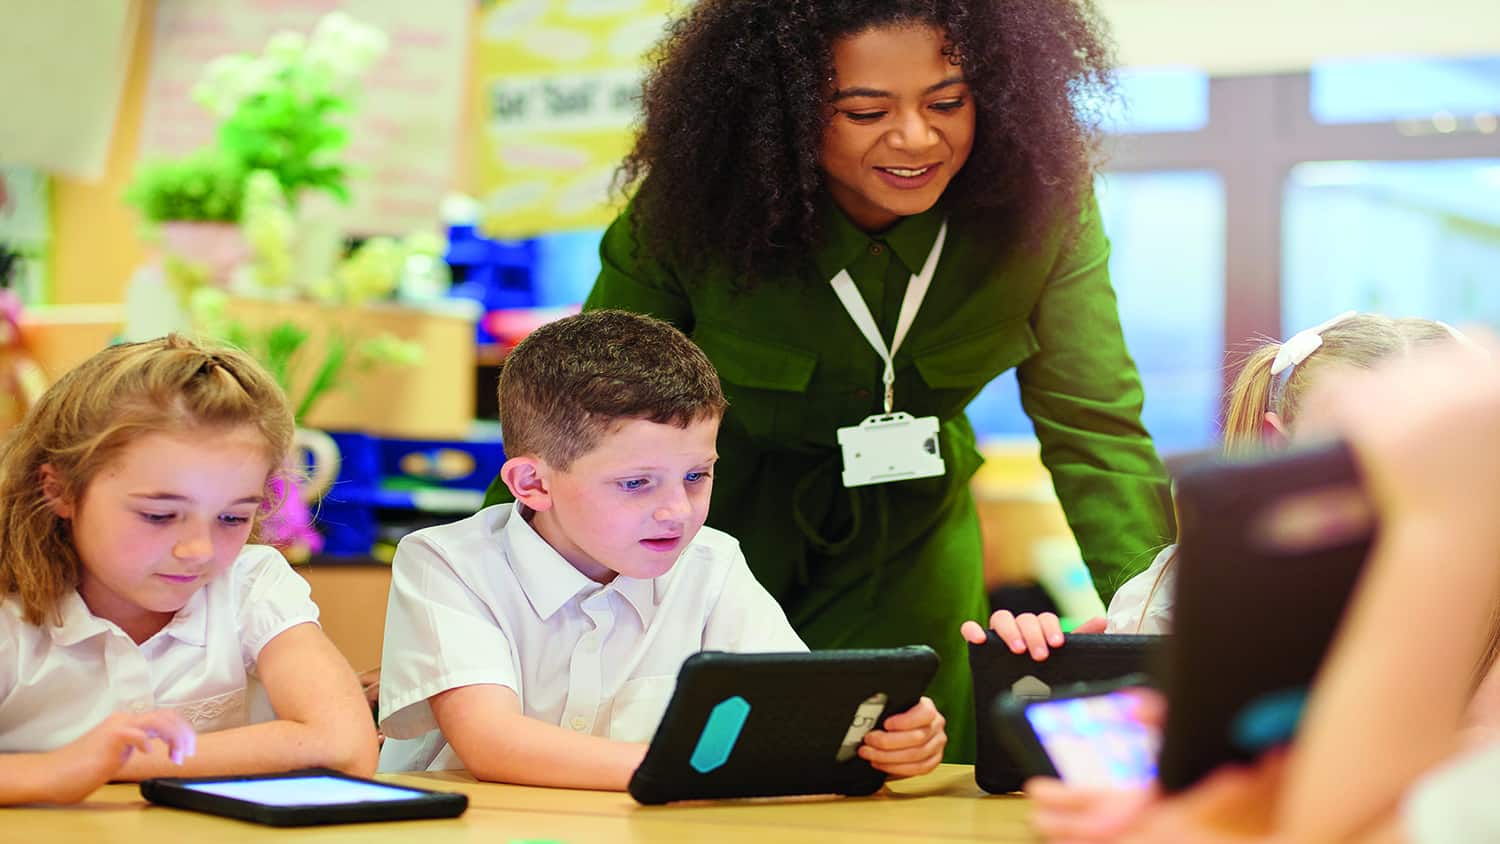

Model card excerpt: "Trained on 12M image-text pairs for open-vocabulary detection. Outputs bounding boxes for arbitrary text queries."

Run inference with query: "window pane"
[1099,67,1210,135]
[1310,56,1500,125]
[1283,159,1500,332]
[968,171,1226,454]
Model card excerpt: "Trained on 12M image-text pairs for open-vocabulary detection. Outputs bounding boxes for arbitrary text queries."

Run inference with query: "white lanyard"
[828,220,948,414]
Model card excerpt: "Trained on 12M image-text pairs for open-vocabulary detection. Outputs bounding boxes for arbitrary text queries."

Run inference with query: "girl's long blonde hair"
[1130,314,1460,633]
[0,335,294,626]
[1220,314,1457,454]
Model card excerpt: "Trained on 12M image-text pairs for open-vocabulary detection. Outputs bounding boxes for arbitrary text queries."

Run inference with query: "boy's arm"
[115,623,379,779]
[430,683,646,790]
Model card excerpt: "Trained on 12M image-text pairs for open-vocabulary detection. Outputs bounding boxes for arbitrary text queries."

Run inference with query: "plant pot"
[158,221,249,286]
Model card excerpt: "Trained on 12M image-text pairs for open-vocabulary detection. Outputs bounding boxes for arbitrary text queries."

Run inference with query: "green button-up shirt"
[578,195,1174,604]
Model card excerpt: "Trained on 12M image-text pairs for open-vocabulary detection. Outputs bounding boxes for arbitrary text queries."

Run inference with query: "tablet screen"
[180,776,430,806]
[1026,691,1159,789]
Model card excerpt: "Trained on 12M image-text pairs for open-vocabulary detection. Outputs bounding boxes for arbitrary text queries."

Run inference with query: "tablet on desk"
[140,768,468,826]
[628,647,940,805]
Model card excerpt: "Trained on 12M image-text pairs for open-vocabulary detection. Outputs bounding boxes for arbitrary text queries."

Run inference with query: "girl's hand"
[1117,751,1291,844]
[1024,687,1168,841]
[960,611,1107,661]
[1027,775,1161,843]
[859,696,947,778]
[49,710,196,803]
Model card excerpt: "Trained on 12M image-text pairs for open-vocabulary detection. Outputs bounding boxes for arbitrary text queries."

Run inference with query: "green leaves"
[124,148,247,223]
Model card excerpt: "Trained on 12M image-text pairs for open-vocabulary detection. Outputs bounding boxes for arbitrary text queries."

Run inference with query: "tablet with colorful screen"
[996,681,1160,789]
[140,768,468,826]
[969,630,1163,793]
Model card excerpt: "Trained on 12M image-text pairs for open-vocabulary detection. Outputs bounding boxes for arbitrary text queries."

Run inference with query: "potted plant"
[124,146,249,284]
[193,12,388,211]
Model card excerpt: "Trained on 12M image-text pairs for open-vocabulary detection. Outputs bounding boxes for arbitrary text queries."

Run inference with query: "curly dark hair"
[619,0,1117,282]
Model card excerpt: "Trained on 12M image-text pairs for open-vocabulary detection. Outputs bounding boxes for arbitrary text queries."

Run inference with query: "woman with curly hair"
[487,0,1175,762]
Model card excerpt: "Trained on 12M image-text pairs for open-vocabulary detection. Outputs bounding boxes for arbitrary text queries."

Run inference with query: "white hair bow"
[1269,311,1357,376]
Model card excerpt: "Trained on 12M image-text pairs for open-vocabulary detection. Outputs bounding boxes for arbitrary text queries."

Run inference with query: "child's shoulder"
[660,525,748,586]
[221,543,295,583]
[394,503,511,558]
[684,524,743,559]
[0,593,29,638]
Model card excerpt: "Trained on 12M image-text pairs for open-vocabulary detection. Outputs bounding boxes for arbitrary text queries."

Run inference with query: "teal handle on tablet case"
[1231,686,1308,753]
[689,696,751,773]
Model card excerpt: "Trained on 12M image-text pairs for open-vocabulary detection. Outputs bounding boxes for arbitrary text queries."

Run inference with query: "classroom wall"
[44,2,1500,306]
[1098,0,1500,75]
[48,0,152,305]
[45,0,481,307]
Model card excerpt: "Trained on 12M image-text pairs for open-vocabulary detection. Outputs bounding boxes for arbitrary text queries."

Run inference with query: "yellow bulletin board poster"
[475,0,684,237]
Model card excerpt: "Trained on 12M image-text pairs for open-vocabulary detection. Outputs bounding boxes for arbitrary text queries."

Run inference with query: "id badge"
[836,412,946,488]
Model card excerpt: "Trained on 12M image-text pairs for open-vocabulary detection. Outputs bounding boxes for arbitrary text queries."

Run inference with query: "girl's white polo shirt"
[1105,544,1177,635]
[0,544,320,751]
[377,503,808,773]
[1404,739,1500,843]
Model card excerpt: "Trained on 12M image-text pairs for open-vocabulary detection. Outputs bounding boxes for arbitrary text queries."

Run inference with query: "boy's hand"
[858,696,946,778]
[49,710,196,803]
[358,666,382,723]
[960,611,1107,661]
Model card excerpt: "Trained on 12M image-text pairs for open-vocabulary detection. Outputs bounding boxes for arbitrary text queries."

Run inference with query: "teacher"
[488,0,1174,761]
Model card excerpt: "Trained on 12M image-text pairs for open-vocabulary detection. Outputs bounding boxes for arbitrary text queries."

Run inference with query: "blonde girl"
[0,335,376,804]
[963,312,1463,652]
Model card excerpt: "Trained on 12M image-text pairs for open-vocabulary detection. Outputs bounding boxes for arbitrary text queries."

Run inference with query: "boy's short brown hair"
[498,309,727,469]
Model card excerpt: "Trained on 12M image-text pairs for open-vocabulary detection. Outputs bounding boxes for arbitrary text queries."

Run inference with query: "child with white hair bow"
[963,311,1469,648]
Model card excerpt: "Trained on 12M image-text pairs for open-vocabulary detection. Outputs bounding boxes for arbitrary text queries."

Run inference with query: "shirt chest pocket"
[912,318,1040,398]
[693,322,818,446]
[171,687,249,734]
[607,674,677,743]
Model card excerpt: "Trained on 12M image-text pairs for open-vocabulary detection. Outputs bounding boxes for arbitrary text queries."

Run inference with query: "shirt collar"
[48,588,208,647]
[155,588,209,647]
[48,591,112,647]
[811,193,947,281]
[501,505,658,627]
[883,204,947,278]
[609,574,658,628]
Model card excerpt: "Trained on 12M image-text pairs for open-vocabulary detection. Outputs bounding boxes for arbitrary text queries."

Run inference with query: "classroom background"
[1,0,1496,673]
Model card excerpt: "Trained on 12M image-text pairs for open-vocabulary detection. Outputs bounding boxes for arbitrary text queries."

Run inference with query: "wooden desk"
[6,764,1036,842]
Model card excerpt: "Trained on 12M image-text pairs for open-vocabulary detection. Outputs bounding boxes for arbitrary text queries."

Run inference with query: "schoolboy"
[377,310,947,788]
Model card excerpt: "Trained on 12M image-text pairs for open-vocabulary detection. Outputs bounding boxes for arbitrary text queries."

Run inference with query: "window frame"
[1104,71,1500,400]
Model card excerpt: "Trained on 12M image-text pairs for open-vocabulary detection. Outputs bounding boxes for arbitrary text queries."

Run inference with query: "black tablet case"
[628,647,939,804]
[969,631,1164,793]
[1158,440,1372,792]
[139,767,469,827]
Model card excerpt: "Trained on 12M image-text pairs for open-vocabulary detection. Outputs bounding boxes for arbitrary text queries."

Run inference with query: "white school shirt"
[0,545,319,752]
[1404,740,1500,844]
[1104,545,1177,635]
[377,503,808,773]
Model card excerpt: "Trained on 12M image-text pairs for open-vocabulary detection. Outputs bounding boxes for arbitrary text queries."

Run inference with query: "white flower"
[265,31,307,63]
[305,11,388,90]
